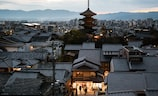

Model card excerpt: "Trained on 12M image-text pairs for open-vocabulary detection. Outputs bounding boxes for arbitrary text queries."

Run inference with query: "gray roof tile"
[78,49,101,64]
[108,72,146,93]
[111,58,129,72]
[111,56,158,72]
[146,90,158,96]
[102,44,123,51]
[3,78,42,95]
[145,73,158,90]
[0,52,48,60]
[5,72,38,86]
[82,42,95,49]
[108,92,135,96]
[64,44,82,51]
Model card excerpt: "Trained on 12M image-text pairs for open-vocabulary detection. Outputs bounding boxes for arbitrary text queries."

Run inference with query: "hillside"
[0,9,157,21]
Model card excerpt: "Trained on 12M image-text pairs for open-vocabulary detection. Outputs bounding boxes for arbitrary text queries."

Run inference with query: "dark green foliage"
[143,29,158,45]
[62,30,88,44]
[102,37,127,45]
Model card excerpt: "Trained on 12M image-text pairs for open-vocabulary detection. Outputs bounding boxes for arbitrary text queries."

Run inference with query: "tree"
[62,30,88,44]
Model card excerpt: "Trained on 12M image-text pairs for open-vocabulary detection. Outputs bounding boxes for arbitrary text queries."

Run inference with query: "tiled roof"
[0,37,24,47]
[108,91,158,96]
[142,48,158,56]
[0,52,48,60]
[5,35,32,43]
[3,78,42,95]
[100,52,111,62]
[110,58,129,72]
[38,32,52,36]
[5,72,38,86]
[107,72,158,96]
[78,49,101,63]
[108,92,135,96]
[108,72,145,93]
[73,56,100,66]
[82,42,95,49]
[146,90,158,96]
[4,36,23,42]
[37,62,72,72]
[134,56,158,72]
[22,69,70,83]
[0,73,11,93]
[55,62,72,72]
[31,36,50,42]
[102,44,123,52]
[64,44,82,51]
[145,73,158,90]
[0,59,20,68]
[73,60,99,71]
[80,8,96,16]
[135,33,154,38]
[128,41,142,48]
[17,59,39,67]
[111,56,158,72]
[64,42,96,51]
[31,42,51,47]
[0,57,39,68]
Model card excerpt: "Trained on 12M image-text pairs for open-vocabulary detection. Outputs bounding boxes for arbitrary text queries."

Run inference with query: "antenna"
[88,0,89,9]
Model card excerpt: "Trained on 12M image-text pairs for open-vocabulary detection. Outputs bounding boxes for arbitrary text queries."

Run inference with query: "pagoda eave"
[80,18,96,21]
[80,24,96,27]
[80,8,97,16]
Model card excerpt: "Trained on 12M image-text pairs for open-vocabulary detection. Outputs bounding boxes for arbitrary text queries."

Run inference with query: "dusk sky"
[0,0,158,14]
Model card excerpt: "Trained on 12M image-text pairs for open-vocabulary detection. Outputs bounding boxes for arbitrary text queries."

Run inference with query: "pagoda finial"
[88,0,89,9]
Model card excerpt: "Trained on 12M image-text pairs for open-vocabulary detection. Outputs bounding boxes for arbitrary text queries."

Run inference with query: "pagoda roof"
[80,17,96,21]
[80,23,96,27]
[80,8,96,16]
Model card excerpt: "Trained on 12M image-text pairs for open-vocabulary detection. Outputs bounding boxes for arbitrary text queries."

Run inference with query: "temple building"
[79,0,97,35]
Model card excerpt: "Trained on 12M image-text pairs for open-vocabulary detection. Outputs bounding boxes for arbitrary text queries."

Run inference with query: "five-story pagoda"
[79,0,97,35]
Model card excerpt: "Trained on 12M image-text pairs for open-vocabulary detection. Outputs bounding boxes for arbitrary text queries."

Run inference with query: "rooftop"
[73,56,100,71]
[107,72,158,96]
[111,56,158,72]
[0,52,48,60]
[82,42,95,49]
[78,49,101,64]
[80,8,96,16]
[0,73,11,93]
[64,44,82,51]
[3,78,42,95]
[102,44,123,52]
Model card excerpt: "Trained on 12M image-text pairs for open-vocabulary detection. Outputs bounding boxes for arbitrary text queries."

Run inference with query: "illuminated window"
[76,72,83,77]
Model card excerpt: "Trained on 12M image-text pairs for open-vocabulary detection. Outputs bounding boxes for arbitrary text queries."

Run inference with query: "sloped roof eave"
[72,60,99,70]
[80,8,96,16]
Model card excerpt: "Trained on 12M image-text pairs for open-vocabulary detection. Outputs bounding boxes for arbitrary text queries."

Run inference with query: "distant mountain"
[0,9,158,21]
[0,9,80,21]
[96,12,158,20]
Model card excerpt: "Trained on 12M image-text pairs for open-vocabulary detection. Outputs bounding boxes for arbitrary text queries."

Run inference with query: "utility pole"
[52,42,56,96]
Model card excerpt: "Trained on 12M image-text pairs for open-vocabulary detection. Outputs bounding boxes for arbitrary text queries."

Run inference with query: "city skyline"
[0,0,158,14]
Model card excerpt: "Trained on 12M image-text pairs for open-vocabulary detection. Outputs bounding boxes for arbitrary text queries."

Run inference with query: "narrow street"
[76,89,98,96]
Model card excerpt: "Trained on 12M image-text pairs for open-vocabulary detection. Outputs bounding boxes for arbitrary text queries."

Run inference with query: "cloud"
[0,0,158,13]
[0,1,17,5]
[89,0,158,13]
[0,0,45,10]
[131,7,158,12]
[46,0,64,2]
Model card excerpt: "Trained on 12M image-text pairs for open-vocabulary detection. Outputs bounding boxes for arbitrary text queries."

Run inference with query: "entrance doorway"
[72,81,106,95]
